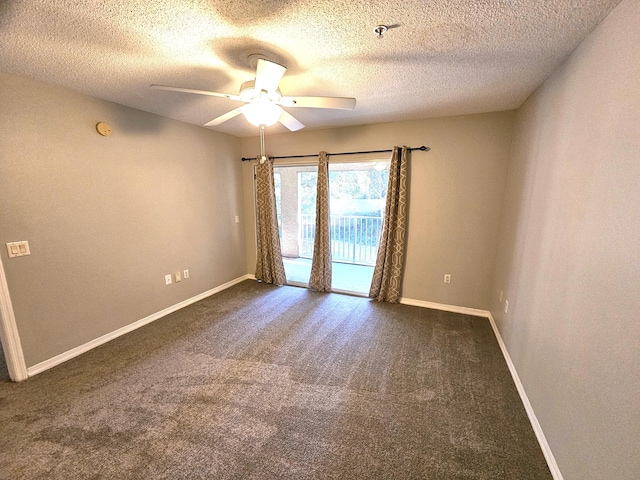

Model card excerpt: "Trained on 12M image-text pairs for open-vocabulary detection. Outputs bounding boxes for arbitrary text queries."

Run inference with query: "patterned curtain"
[369,146,409,303]
[255,157,287,285]
[308,152,332,292]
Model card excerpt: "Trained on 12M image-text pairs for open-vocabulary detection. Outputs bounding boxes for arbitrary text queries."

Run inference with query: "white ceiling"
[0,0,621,137]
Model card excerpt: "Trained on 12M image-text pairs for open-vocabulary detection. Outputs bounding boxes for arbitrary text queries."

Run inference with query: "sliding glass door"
[269,160,390,294]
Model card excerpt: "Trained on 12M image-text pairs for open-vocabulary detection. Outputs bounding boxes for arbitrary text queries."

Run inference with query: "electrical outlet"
[165,274,172,285]
[174,271,181,283]
[504,300,509,314]
[183,269,189,279]
[499,291,503,303]
[235,215,240,223]
[444,274,451,284]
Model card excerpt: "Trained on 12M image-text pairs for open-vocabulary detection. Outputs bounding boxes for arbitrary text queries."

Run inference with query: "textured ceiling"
[0,0,621,137]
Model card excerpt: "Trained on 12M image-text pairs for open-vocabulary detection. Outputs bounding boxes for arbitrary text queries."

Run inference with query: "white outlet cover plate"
[6,241,30,258]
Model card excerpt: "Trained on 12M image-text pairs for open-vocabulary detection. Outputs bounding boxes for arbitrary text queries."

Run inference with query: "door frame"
[0,255,28,381]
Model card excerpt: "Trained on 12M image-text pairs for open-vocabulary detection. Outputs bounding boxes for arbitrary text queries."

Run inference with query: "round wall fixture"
[96,122,112,136]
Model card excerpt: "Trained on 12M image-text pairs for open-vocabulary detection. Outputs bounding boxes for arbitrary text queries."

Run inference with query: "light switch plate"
[6,241,30,258]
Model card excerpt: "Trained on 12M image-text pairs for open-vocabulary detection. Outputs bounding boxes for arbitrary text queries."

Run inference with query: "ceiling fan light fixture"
[373,161,388,171]
[241,102,283,127]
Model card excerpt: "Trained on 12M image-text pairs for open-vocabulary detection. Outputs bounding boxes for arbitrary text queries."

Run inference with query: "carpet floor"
[0,341,9,384]
[0,280,551,479]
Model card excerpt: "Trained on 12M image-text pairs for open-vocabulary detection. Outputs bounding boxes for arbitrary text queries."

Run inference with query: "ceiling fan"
[151,56,356,132]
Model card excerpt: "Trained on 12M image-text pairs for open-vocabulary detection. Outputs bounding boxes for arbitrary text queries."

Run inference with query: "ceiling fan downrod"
[259,125,267,164]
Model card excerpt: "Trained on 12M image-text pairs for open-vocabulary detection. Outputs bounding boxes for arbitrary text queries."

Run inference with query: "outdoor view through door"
[273,160,390,294]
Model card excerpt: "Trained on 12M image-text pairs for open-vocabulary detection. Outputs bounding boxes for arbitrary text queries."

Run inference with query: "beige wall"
[0,73,246,367]
[241,111,515,309]
[5,3,636,472]
[490,0,640,478]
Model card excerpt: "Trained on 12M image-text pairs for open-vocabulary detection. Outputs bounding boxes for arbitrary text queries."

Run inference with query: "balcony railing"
[299,214,383,265]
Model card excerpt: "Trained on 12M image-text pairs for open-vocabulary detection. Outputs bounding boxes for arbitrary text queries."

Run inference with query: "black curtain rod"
[241,145,430,162]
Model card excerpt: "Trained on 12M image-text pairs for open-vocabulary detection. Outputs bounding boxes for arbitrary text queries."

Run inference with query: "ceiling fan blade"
[203,107,244,127]
[278,110,305,131]
[279,95,356,110]
[254,59,286,93]
[151,84,241,101]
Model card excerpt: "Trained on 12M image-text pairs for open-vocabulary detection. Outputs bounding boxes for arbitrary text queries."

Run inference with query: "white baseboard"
[26,274,254,377]
[399,296,563,479]
[485,312,564,480]
[23,279,562,479]
[399,297,489,318]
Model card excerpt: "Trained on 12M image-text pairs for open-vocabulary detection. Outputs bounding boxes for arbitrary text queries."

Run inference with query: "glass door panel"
[270,160,390,293]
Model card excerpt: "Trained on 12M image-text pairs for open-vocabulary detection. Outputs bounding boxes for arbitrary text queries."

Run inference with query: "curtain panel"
[254,157,287,285]
[308,152,332,292]
[369,146,409,303]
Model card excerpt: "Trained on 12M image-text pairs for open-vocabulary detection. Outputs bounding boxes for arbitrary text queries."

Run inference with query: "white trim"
[16,274,563,479]
[332,288,368,298]
[399,296,563,479]
[485,312,564,480]
[26,274,254,377]
[399,296,490,318]
[0,255,28,381]
[285,281,369,298]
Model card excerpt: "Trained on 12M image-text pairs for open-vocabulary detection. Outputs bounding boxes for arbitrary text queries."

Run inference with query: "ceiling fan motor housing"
[239,80,281,103]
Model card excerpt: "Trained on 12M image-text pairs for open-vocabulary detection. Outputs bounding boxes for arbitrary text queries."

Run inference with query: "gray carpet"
[0,280,551,479]
[0,341,9,384]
